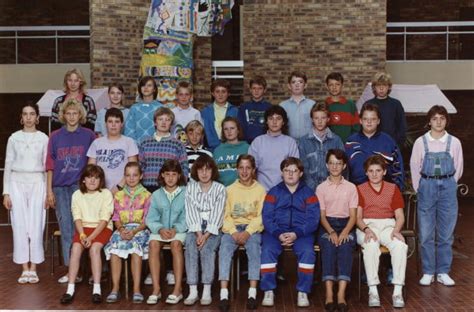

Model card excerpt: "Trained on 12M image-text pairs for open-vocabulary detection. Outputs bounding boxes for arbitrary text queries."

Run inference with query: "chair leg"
[358,250,361,300]
[50,234,54,275]
[230,255,235,300]
[124,258,129,300]
[236,253,241,292]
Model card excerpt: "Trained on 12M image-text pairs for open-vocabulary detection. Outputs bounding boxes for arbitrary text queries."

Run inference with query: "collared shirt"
[410,131,463,191]
[316,177,358,218]
[154,132,171,142]
[280,96,315,139]
[213,102,229,139]
[164,187,181,202]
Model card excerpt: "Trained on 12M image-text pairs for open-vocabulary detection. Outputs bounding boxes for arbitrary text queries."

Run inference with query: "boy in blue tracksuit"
[260,157,320,308]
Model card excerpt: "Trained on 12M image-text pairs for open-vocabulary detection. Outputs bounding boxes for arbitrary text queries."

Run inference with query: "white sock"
[393,285,403,296]
[369,286,378,295]
[66,283,75,296]
[248,287,257,299]
[220,288,229,300]
[188,285,198,298]
[202,284,212,299]
[93,283,101,295]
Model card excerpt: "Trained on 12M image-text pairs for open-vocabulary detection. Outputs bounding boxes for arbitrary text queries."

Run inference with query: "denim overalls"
[417,135,458,275]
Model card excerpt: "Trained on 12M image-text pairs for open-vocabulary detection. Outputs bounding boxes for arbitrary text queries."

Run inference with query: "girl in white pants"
[3,103,49,284]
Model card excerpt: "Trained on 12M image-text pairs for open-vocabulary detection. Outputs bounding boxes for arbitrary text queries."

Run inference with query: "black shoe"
[92,293,102,304]
[219,298,230,312]
[246,297,258,310]
[60,293,74,305]
[337,303,348,312]
[324,302,336,312]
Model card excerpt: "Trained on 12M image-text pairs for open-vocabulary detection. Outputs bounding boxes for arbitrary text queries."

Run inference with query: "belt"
[420,173,454,180]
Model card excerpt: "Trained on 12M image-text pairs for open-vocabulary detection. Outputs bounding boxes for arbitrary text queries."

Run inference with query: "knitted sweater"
[123,100,164,143]
[325,96,360,143]
[139,135,189,188]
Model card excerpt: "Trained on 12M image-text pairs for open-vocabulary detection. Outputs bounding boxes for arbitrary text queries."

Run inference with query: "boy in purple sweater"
[46,99,96,283]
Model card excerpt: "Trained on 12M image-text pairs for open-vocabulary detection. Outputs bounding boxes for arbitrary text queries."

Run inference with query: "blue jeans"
[218,224,261,281]
[319,217,355,282]
[53,185,78,266]
[184,224,221,285]
[417,177,458,274]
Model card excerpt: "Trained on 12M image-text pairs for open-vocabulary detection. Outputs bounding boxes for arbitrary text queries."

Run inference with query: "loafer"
[18,271,30,284]
[392,294,405,308]
[92,293,102,304]
[60,293,74,304]
[324,302,336,311]
[183,294,199,306]
[368,293,380,307]
[146,293,161,305]
[246,297,258,310]
[437,273,455,286]
[106,292,120,303]
[419,274,434,286]
[337,302,348,312]
[28,271,39,284]
[219,298,230,312]
[165,294,183,304]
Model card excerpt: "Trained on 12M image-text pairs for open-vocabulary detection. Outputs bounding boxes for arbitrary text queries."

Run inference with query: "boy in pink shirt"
[316,149,358,312]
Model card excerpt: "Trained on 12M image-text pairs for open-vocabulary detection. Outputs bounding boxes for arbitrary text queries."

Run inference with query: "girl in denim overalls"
[410,105,463,287]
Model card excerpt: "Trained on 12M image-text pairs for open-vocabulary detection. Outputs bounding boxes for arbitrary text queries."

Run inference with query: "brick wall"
[89,0,212,107]
[242,0,387,104]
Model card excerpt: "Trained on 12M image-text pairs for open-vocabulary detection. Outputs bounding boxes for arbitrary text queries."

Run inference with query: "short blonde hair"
[59,99,87,125]
[185,120,204,133]
[63,68,87,94]
[371,71,392,95]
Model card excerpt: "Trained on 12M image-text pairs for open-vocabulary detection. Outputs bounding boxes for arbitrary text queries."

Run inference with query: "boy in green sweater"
[324,72,360,142]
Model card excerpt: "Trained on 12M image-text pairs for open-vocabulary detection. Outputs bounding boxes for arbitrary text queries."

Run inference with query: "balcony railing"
[387,21,474,61]
[0,25,90,64]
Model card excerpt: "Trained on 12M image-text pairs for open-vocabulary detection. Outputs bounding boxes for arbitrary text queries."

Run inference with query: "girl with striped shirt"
[183,155,226,306]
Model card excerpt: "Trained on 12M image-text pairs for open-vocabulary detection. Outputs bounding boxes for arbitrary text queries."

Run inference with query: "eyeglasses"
[283,169,299,174]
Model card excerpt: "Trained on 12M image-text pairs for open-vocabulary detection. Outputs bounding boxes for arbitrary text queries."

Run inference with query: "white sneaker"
[262,290,274,307]
[392,294,405,308]
[144,273,152,285]
[297,292,310,307]
[437,273,455,286]
[419,274,434,286]
[368,293,381,307]
[166,271,175,285]
[183,294,199,306]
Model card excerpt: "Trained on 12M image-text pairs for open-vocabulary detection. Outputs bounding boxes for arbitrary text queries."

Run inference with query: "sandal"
[106,292,120,303]
[28,271,39,284]
[18,271,30,284]
[132,293,144,303]
[166,293,183,304]
[146,293,161,305]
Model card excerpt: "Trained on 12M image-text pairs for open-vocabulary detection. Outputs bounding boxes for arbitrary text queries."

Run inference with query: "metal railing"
[386,21,474,61]
[0,25,90,64]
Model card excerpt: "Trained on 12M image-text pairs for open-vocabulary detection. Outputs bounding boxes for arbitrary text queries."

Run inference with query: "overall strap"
[422,135,429,153]
[446,135,452,152]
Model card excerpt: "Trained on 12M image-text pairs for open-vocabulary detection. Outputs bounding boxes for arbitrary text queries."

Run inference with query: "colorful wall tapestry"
[140,0,234,103]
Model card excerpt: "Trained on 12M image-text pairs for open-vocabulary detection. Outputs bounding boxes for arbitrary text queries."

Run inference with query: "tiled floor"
[0,198,472,311]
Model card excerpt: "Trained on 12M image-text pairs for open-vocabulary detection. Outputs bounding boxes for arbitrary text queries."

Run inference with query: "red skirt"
[73,227,112,245]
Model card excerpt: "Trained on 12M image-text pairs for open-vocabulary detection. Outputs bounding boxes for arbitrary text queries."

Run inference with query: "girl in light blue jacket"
[145,160,187,305]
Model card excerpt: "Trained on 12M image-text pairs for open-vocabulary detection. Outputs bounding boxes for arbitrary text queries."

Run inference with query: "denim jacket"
[298,128,344,191]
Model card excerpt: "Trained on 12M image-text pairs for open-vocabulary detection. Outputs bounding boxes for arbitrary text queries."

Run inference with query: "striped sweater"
[325,97,360,143]
[139,135,189,188]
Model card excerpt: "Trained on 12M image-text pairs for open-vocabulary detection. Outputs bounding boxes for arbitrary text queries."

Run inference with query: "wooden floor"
[0,198,473,311]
